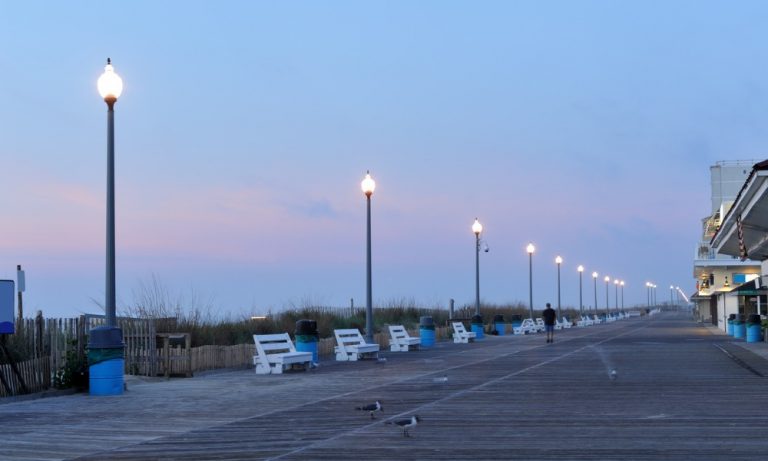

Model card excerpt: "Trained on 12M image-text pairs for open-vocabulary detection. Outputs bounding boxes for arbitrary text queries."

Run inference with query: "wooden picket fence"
[1,317,452,398]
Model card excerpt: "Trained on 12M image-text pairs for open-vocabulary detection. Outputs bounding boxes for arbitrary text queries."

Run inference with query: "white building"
[692,160,761,329]
[709,160,768,327]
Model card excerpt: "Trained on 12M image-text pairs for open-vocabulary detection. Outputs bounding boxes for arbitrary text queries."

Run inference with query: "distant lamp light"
[361,171,376,197]
[592,271,598,279]
[472,218,483,235]
[526,243,535,254]
[577,265,584,273]
[555,255,563,265]
[97,58,124,102]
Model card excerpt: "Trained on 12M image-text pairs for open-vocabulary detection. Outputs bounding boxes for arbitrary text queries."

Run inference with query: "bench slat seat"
[452,322,476,343]
[253,333,313,375]
[513,318,536,335]
[334,329,380,361]
[388,325,420,352]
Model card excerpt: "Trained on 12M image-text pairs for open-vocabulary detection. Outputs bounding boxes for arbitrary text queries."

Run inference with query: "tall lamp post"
[614,279,619,312]
[577,265,584,314]
[361,171,376,343]
[92,58,125,396]
[604,276,610,314]
[527,243,535,320]
[472,219,483,316]
[646,282,651,307]
[670,285,674,306]
[555,256,563,318]
[98,58,123,328]
[592,272,599,313]
[620,280,625,310]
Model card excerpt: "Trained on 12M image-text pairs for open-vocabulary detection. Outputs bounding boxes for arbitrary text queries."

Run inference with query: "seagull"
[610,369,618,381]
[355,400,383,419]
[432,375,448,384]
[387,415,421,437]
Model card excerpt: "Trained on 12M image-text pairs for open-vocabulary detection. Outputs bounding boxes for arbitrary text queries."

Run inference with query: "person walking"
[542,302,557,343]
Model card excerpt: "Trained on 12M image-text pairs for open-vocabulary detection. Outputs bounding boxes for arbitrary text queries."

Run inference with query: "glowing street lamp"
[577,265,584,314]
[592,271,599,313]
[604,276,610,314]
[472,219,483,316]
[92,58,125,396]
[555,256,563,318]
[620,280,625,309]
[97,58,123,328]
[527,243,535,319]
[614,279,619,311]
[361,171,376,343]
[646,282,652,307]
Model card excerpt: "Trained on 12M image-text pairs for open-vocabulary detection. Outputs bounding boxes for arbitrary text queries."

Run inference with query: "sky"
[2,1,768,319]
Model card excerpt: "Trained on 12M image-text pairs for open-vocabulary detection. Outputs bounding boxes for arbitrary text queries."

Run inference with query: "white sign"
[0,280,14,334]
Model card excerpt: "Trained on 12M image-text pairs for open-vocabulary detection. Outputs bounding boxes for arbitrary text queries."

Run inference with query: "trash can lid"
[493,314,504,322]
[471,314,483,323]
[88,326,124,348]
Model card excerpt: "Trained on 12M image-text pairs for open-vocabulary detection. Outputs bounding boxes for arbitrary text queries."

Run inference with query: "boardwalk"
[2,313,768,460]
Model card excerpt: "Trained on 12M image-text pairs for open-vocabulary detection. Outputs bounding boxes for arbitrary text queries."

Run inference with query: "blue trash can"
[295,319,319,363]
[733,314,746,339]
[88,326,124,396]
[493,314,505,336]
[727,314,735,335]
[420,316,435,347]
[471,314,484,340]
[746,314,762,343]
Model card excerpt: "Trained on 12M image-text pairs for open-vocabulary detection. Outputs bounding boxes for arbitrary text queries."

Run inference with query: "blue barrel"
[471,314,484,340]
[295,319,319,363]
[747,314,762,343]
[494,314,505,336]
[89,358,125,395]
[733,314,746,339]
[727,314,735,335]
[420,316,435,347]
[88,326,124,396]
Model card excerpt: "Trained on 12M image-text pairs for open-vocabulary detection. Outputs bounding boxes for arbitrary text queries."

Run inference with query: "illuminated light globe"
[97,58,123,101]
[472,218,483,235]
[361,171,376,197]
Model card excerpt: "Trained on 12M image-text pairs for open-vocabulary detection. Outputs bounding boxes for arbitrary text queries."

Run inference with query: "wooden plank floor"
[2,313,768,460]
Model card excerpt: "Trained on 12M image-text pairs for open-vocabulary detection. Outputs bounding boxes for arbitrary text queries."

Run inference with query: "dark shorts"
[545,325,555,333]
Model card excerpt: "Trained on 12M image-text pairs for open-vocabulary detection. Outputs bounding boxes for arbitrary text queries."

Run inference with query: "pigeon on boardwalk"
[355,400,383,419]
[387,415,421,437]
[432,375,448,384]
[610,369,618,381]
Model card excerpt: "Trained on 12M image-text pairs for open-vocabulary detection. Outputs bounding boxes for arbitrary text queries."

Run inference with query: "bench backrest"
[334,328,367,350]
[253,333,297,359]
[452,322,468,334]
[388,325,412,340]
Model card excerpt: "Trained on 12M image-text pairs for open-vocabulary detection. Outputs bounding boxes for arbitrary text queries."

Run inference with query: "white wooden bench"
[577,316,593,327]
[452,322,477,343]
[252,333,313,375]
[513,318,537,335]
[334,329,380,361]
[592,314,602,325]
[561,316,572,328]
[535,318,546,333]
[388,325,420,352]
